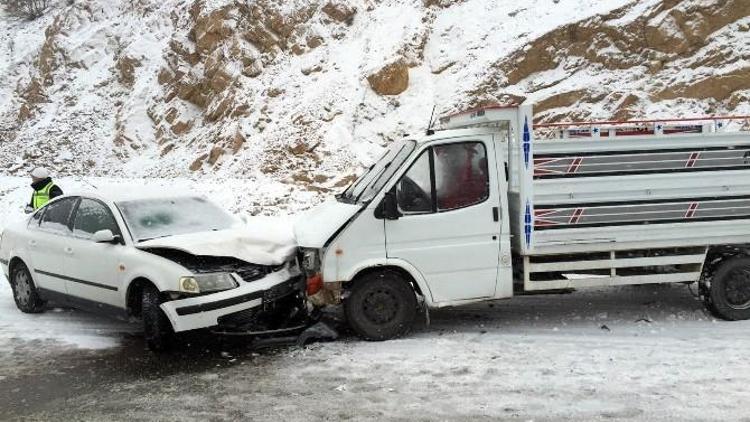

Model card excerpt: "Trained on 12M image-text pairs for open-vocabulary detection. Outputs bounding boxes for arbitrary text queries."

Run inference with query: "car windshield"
[116,196,237,242]
[338,139,416,204]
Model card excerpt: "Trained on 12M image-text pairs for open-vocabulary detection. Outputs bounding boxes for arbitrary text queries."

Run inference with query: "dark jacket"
[29,177,63,207]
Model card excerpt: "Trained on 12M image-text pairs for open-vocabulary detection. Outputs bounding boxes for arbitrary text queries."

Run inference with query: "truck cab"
[295,103,750,340]
[295,106,525,339]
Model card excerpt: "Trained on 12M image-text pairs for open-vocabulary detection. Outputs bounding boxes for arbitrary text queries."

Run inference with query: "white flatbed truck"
[293,103,750,340]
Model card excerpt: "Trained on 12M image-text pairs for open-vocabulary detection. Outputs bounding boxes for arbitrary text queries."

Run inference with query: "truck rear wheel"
[344,270,417,341]
[142,284,175,351]
[707,256,750,320]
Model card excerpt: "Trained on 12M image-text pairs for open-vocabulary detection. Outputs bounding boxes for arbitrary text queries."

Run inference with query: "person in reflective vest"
[26,167,63,213]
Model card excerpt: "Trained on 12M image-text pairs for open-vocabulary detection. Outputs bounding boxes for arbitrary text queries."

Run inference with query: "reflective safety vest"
[32,181,55,210]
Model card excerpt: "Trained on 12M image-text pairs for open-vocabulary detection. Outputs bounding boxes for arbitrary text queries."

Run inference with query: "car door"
[384,138,501,303]
[66,198,126,308]
[28,197,78,296]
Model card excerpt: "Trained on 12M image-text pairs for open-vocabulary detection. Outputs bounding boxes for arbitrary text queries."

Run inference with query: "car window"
[73,198,121,239]
[28,208,44,228]
[434,142,489,211]
[397,150,433,214]
[39,198,77,234]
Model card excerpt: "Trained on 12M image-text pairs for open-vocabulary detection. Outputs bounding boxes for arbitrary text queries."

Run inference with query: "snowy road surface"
[2,280,750,421]
[3,176,750,420]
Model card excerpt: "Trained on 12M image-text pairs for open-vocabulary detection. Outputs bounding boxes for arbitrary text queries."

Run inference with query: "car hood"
[294,199,362,248]
[136,225,297,266]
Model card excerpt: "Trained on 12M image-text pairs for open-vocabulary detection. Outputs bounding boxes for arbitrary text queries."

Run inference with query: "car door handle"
[64,247,74,255]
[28,240,37,247]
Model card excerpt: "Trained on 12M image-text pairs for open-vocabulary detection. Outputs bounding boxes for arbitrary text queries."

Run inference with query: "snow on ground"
[5,282,750,421]
[0,279,133,350]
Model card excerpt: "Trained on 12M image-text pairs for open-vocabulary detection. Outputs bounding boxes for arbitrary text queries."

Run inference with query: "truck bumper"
[160,268,304,333]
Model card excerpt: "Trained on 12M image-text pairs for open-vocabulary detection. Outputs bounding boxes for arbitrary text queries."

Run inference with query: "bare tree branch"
[1,0,50,20]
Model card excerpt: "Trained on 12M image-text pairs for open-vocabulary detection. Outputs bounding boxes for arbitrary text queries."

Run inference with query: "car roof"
[65,189,205,204]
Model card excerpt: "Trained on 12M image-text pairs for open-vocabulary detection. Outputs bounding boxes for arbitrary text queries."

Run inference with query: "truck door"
[384,137,501,303]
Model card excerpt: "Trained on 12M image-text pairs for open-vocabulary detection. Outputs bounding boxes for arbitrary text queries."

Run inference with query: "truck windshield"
[338,140,416,204]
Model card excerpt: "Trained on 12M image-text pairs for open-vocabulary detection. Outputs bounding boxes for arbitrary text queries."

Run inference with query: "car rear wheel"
[707,256,750,320]
[142,284,175,351]
[10,261,45,313]
[344,270,417,341]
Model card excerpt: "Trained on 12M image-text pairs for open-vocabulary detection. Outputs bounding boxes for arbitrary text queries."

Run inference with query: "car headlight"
[179,273,238,294]
[301,248,320,272]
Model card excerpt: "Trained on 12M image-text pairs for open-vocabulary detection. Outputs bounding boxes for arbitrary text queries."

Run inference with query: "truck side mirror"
[375,190,402,220]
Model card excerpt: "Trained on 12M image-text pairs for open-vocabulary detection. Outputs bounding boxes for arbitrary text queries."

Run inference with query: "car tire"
[142,284,175,351]
[707,256,750,321]
[344,270,417,341]
[10,261,45,313]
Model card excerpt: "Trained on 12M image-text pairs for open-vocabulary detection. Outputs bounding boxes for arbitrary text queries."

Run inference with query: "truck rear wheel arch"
[701,245,750,283]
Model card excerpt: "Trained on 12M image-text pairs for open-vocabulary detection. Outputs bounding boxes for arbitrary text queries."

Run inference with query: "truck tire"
[707,256,750,320]
[344,270,417,341]
[142,284,175,351]
[10,261,45,313]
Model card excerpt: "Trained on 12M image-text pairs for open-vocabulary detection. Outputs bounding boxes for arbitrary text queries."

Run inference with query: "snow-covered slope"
[1,0,748,207]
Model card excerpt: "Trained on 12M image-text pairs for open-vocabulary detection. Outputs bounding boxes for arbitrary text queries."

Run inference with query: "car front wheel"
[10,261,45,313]
[142,284,175,351]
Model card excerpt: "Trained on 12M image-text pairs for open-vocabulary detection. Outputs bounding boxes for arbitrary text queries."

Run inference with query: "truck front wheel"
[707,256,750,320]
[344,270,417,341]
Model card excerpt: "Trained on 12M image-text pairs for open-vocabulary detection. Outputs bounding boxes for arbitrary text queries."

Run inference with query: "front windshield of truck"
[117,196,237,242]
[338,139,416,204]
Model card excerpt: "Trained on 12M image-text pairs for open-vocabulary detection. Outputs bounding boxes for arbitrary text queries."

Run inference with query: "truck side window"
[396,150,433,214]
[434,142,489,211]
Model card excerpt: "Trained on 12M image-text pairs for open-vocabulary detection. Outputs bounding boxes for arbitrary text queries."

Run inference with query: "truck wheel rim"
[15,271,32,305]
[725,269,750,309]
[362,289,398,325]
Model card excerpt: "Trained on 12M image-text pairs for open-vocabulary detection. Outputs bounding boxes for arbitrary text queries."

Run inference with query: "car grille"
[217,307,258,327]
[236,266,268,282]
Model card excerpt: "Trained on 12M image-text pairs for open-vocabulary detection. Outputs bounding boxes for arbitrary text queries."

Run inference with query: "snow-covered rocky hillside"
[1,0,749,208]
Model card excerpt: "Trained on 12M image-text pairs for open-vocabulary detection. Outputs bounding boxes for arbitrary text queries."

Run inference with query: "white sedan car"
[0,192,304,350]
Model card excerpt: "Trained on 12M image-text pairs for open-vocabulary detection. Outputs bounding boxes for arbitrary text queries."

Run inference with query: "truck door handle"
[492,207,499,222]
[64,247,73,255]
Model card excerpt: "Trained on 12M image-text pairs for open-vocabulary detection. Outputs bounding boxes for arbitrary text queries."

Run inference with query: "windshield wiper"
[138,234,172,243]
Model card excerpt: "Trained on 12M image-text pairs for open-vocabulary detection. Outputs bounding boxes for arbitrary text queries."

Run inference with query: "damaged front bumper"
[160,267,304,333]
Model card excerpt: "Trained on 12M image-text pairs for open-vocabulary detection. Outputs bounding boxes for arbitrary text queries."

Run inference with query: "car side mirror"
[92,229,120,244]
[376,190,402,220]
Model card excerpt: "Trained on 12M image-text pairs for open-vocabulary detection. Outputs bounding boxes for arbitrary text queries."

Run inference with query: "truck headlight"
[179,273,238,294]
[301,248,320,272]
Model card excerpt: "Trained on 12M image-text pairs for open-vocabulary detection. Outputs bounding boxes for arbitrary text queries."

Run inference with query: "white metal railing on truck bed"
[441,105,750,291]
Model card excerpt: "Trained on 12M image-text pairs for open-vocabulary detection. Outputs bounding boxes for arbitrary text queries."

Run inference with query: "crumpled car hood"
[136,224,296,266]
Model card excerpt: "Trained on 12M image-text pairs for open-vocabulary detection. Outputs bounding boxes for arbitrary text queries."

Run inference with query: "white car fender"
[121,261,186,297]
[2,237,34,282]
